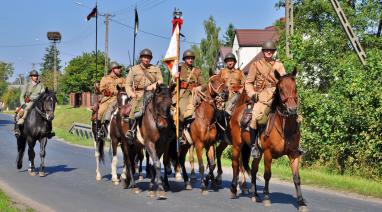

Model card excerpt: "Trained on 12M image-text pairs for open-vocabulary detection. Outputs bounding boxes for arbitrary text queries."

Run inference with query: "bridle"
[35,95,55,121]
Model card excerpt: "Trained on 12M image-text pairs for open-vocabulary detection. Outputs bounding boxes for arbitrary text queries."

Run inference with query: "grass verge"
[0,189,33,212]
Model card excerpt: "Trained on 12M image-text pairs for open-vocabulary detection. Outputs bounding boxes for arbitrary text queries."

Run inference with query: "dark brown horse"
[230,69,308,211]
[139,85,173,199]
[179,74,228,194]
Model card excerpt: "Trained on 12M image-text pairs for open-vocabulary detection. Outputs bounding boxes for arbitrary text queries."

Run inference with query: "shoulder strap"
[142,67,156,83]
[187,68,196,83]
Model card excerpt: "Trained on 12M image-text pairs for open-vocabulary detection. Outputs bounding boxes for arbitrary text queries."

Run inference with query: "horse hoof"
[201,190,208,196]
[185,182,192,190]
[132,187,141,194]
[299,206,309,212]
[138,175,144,181]
[112,180,120,185]
[230,192,237,199]
[148,191,156,198]
[175,173,182,181]
[39,172,45,177]
[263,199,272,207]
[28,169,36,176]
[156,191,167,200]
[251,196,261,202]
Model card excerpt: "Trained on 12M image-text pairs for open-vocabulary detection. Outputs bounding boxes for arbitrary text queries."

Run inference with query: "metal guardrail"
[69,122,93,140]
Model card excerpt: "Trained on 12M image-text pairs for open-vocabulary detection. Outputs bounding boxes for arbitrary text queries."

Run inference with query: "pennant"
[163,24,180,76]
[86,6,97,21]
[134,8,139,36]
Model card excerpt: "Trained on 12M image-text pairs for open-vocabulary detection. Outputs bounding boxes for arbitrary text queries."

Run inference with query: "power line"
[109,18,200,45]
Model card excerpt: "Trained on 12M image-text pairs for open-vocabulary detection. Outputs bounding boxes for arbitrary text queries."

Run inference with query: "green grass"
[217,152,382,198]
[52,105,93,147]
[0,190,18,212]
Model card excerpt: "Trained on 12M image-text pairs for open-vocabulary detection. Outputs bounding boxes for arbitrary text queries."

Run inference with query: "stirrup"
[126,130,135,144]
[251,145,262,159]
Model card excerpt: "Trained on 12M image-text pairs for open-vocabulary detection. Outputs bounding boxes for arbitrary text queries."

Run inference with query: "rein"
[33,95,54,121]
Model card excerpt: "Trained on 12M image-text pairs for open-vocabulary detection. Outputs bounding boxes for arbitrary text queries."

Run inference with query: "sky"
[0,0,284,81]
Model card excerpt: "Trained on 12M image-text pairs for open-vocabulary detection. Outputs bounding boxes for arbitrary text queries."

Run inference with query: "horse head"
[152,84,172,129]
[39,88,57,121]
[208,74,228,101]
[274,68,299,116]
[116,85,130,118]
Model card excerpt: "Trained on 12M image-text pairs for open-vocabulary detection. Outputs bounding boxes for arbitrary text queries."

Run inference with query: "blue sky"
[0,0,284,81]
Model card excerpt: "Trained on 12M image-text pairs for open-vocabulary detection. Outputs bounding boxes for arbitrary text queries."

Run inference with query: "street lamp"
[47,32,61,92]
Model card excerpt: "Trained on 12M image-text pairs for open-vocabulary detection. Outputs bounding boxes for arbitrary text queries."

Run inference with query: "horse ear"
[45,87,49,93]
[116,84,123,92]
[291,67,298,78]
[274,70,281,80]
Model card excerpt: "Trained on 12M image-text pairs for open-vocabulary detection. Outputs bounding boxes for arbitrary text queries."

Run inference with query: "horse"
[230,69,308,211]
[178,74,228,194]
[137,84,174,199]
[16,88,57,177]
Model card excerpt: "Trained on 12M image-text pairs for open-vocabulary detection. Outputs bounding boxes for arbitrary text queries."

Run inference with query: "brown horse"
[230,69,308,211]
[139,85,173,199]
[180,74,228,194]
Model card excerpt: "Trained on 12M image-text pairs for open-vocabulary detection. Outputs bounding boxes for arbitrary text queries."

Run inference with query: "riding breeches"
[17,102,33,125]
[129,91,144,119]
[249,87,275,129]
[98,96,117,122]
[225,92,240,115]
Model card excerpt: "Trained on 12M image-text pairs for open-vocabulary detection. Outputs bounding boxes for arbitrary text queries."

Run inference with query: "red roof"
[235,29,279,47]
[219,47,232,58]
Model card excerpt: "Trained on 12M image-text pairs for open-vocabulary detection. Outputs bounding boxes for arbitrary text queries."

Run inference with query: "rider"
[218,53,245,116]
[125,48,163,142]
[14,70,46,136]
[174,49,206,143]
[97,61,125,138]
[245,40,286,158]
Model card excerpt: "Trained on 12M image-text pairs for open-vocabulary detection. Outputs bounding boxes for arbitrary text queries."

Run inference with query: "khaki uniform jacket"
[178,64,205,97]
[125,63,163,97]
[99,74,126,103]
[20,80,45,105]
[245,58,286,103]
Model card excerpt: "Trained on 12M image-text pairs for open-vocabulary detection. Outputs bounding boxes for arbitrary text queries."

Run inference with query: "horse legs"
[250,154,262,202]
[111,139,119,185]
[206,145,217,190]
[93,139,102,181]
[146,142,166,199]
[162,150,171,191]
[195,141,207,195]
[138,147,144,180]
[230,143,241,198]
[289,156,308,211]
[16,137,26,170]
[215,141,228,186]
[189,145,196,181]
[38,137,48,177]
[27,139,36,176]
[179,145,192,190]
[263,150,272,207]
[145,150,152,179]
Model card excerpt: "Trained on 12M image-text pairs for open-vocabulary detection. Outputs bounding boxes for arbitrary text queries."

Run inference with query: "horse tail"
[241,144,251,175]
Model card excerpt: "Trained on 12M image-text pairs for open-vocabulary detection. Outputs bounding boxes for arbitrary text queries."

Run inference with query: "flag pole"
[173,9,182,153]
[95,1,98,78]
[133,6,138,65]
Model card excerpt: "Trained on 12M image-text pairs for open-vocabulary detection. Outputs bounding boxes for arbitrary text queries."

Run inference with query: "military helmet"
[182,49,195,60]
[224,53,237,63]
[29,70,39,76]
[109,61,121,71]
[262,40,277,51]
[139,48,153,58]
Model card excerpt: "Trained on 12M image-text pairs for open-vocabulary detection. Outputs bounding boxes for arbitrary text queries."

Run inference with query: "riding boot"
[96,120,103,139]
[178,121,186,145]
[103,120,110,138]
[126,119,136,144]
[250,127,261,158]
[14,123,21,137]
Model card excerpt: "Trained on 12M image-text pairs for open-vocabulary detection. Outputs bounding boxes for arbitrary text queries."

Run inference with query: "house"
[217,18,284,75]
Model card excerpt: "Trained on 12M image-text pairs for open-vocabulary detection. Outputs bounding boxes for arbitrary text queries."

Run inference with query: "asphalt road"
[0,113,381,212]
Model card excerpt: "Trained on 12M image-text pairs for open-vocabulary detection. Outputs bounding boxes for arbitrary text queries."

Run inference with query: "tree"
[0,61,14,97]
[223,23,235,47]
[40,44,61,91]
[61,51,106,93]
[191,16,222,80]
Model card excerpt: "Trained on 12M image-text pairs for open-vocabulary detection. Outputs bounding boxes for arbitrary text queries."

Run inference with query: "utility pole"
[101,13,114,76]
[285,0,293,59]
[329,0,366,65]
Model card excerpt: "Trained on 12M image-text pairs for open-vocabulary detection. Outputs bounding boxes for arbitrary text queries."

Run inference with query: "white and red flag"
[163,23,180,76]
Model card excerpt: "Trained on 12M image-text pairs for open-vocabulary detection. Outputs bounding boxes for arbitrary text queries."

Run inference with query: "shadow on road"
[44,165,77,177]
[0,118,14,126]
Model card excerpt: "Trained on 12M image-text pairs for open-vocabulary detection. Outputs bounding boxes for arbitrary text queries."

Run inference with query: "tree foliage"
[40,44,62,91]
[275,0,382,179]
[61,51,106,93]
[223,23,235,47]
[0,61,14,98]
